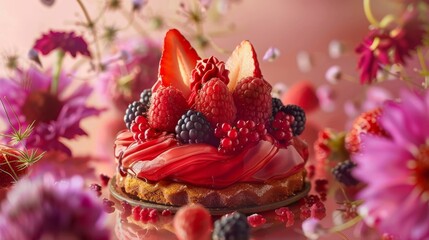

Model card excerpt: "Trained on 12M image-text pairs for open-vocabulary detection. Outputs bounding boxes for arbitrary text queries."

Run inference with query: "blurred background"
[0,0,400,156]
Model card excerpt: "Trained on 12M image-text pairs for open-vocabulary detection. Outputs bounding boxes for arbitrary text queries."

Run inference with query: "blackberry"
[332,160,359,186]
[124,101,148,129]
[139,89,152,107]
[175,110,214,144]
[280,104,306,136]
[213,212,250,240]
[272,97,283,117]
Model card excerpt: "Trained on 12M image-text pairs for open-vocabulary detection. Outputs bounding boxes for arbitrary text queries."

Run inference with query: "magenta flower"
[0,175,110,239]
[33,30,91,58]
[0,67,103,155]
[353,89,429,239]
[356,9,425,84]
[97,38,161,110]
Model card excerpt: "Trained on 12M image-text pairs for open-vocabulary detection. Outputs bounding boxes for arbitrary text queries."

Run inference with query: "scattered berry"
[307,164,316,180]
[195,78,236,126]
[300,205,311,220]
[102,198,115,213]
[89,183,102,197]
[332,160,359,186]
[148,86,188,132]
[174,204,212,240]
[310,202,326,220]
[233,77,272,124]
[213,212,250,240]
[124,101,148,129]
[161,209,172,216]
[215,120,267,154]
[280,104,306,136]
[269,111,294,146]
[120,201,132,219]
[275,207,295,227]
[272,97,283,117]
[247,213,266,228]
[100,174,110,187]
[315,179,328,195]
[132,206,141,221]
[175,110,214,144]
[345,107,386,153]
[139,89,152,106]
[139,208,159,223]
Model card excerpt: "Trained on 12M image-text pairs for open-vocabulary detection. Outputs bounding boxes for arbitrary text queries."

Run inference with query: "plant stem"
[51,50,65,95]
[363,0,379,27]
[329,215,362,233]
[76,0,102,70]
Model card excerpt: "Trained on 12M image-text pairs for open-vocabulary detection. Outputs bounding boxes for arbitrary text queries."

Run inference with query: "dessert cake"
[114,29,308,209]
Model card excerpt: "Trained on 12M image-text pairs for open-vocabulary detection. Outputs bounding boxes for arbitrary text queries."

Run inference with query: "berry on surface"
[280,104,306,136]
[332,160,359,186]
[233,77,272,124]
[195,78,236,126]
[173,204,212,240]
[247,213,267,228]
[124,101,148,129]
[175,110,214,144]
[139,88,152,106]
[213,212,250,240]
[148,86,188,132]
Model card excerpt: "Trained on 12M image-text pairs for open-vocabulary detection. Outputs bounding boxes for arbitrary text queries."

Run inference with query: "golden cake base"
[109,173,310,215]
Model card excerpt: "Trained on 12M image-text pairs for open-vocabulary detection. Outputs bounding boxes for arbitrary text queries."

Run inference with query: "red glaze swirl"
[115,131,307,189]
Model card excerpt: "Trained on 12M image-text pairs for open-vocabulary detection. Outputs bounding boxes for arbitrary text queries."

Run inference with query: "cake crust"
[117,169,306,209]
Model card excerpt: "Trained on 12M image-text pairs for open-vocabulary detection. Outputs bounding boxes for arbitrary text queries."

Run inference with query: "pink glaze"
[115,131,307,189]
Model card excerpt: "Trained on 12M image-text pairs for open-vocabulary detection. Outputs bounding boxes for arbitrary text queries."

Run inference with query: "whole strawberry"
[148,86,188,132]
[0,145,26,188]
[345,108,386,154]
[195,78,236,126]
[233,77,272,124]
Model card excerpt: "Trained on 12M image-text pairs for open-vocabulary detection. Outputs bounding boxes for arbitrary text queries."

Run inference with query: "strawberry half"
[153,29,201,99]
[226,40,262,91]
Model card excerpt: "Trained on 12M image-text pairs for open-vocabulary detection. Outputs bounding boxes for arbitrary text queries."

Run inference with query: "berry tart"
[114,29,309,210]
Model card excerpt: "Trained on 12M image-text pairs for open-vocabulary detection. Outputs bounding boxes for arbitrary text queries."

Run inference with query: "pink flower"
[0,175,109,239]
[97,38,161,110]
[0,67,103,155]
[33,30,91,58]
[353,89,429,239]
[356,9,425,84]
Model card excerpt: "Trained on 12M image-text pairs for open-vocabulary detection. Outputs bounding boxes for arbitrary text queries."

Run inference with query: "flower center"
[412,145,429,192]
[21,91,63,125]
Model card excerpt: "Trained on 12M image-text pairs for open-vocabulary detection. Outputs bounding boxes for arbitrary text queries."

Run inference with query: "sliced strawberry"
[154,29,201,99]
[226,40,262,91]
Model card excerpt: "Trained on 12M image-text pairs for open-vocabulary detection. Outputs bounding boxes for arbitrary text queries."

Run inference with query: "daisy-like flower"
[97,38,161,110]
[0,67,103,155]
[33,30,91,58]
[353,90,429,240]
[0,175,110,239]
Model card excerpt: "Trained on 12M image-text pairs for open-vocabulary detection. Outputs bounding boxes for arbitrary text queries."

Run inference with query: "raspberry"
[272,97,283,117]
[269,111,294,146]
[175,110,214,144]
[140,208,159,223]
[102,198,115,213]
[100,174,110,187]
[120,201,132,219]
[215,120,267,154]
[233,77,272,124]
[148,86,188,132]
[315,179,328,195]
[247,213,266,228]
[345,108,386,153]
[132,206,141,220]
[310,202,326,220]
[332,160,359,186]
[173,204,212,240]
[195,78,236,126]
[139,88,152,107]
[161,209,172,216]
[280,104,306,136]
[130,115,160,142]
[275,207,295,227]
[89,183,102,197]
[124,101,148,129]
[300,205,311,220]
[213,212,250,240]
